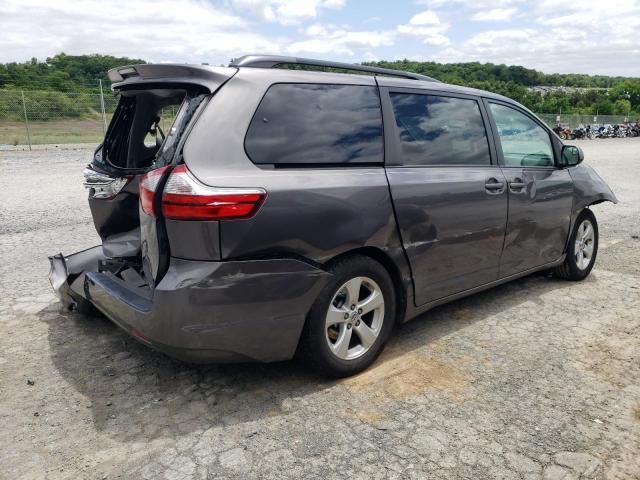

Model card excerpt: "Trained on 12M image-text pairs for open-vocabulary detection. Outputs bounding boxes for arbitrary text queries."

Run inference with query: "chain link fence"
[536,113,637,129]
[0,88,119,147]
[2,88,639,148]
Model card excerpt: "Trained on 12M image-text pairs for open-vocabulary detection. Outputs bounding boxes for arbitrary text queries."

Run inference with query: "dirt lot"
[0,139,639,479]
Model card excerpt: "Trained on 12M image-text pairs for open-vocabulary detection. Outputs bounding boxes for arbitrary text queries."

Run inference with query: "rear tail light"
[160,165,266,220]
[140,166,171,217]
[83,167,132,199]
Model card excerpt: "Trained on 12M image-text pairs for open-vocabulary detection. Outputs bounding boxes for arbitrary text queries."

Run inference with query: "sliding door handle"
[509,178,526,193]
[485,178,505,194]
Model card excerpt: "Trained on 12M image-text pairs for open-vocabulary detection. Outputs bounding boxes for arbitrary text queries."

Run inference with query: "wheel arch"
[564,206,598,254]
[322,246,408,326]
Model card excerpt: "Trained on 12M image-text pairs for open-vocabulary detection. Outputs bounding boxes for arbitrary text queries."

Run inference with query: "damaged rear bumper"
[49,246,105,313]
[49,250,331,363]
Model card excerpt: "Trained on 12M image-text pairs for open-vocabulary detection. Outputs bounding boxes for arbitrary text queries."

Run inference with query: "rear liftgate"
[49,64,236,309]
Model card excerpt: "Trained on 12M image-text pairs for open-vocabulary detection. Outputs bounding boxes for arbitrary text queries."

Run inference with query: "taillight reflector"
[161,165,266,221]
[139,166,171,217]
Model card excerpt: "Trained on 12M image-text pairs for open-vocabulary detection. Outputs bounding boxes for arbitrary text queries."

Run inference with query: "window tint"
[489,103,554,167]
[245,83,383,165]
[390,93,490,166]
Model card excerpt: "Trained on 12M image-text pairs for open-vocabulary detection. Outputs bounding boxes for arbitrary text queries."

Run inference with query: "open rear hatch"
[49,64,236,310]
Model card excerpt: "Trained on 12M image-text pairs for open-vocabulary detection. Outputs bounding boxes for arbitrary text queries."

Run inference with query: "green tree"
[613,99,631,115]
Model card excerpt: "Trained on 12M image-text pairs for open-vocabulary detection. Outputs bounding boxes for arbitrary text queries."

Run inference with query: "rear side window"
[245,83,383,165]
[390,93,491,166]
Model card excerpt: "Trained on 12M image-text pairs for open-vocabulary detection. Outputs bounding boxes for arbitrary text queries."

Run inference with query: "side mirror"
[562,145,584,167]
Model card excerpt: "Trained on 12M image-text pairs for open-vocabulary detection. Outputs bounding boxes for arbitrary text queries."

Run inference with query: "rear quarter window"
[245,83,383,166]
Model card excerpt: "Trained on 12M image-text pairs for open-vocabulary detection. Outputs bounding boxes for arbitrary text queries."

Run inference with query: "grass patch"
[0,118,107,146]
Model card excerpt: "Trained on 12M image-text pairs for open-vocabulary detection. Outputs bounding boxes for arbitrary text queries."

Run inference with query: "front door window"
[489,103,554,167]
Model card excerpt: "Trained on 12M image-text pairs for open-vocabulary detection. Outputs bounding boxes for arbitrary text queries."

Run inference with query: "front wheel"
[298,255,396,378]
[553,209,599,280]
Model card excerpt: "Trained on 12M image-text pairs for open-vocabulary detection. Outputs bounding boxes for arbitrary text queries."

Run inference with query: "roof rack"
[230,55,439,82]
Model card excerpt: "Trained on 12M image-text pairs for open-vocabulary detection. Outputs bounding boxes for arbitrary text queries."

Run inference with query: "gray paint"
[88,176,140,239]
[108,64,237,93]
[569,163,618,211]
[498,167,574,277]
[85,258,331,362]
[165,219,221,261]
[386,165,508,305]
[101,228,141,258]
[50,62,618,364]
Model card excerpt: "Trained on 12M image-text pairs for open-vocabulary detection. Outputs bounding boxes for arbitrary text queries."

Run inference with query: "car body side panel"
[182,68,378,179]
[84,257,332,362]
[165,220,221,261]
[569,163,618,212]
[218,169,398,262]
[498,167,574,277]
[479,97,579,277]
[88,177,140,240]
[386,166,508,305]
[181,68,413,294]
[563,162,618,252]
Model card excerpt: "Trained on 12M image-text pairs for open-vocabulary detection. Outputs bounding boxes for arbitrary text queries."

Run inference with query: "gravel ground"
[0,139,639,480]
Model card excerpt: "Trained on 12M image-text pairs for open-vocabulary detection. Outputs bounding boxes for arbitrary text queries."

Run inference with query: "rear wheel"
[298,255,396,378]
[553,209,599,280]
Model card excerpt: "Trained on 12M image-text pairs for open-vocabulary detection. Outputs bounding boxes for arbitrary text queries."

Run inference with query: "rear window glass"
[390,93,491,166]
[245,83,383,165]
[101,89,205,172]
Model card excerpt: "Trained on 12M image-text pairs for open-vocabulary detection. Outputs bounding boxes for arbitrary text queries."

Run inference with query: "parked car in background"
[49,55,617,377]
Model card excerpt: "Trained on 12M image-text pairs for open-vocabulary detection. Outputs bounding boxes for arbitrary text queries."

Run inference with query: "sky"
[2,0,640,76]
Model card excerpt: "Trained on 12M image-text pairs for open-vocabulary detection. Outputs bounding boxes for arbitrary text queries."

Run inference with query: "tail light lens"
[83,167,132,199]
[161,165,266,220]
[139,166,171,217]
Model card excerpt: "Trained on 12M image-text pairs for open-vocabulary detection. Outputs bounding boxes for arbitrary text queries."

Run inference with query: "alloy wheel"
[325,276,385,361]
[575,219,595,270]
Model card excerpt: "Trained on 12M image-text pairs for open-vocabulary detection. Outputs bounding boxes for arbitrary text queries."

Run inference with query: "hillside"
[0,53,146,92]
[367,60,640,116]
[1,53,639,116]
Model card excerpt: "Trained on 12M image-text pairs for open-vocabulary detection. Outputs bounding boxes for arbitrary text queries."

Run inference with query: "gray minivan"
[49,55,617,377]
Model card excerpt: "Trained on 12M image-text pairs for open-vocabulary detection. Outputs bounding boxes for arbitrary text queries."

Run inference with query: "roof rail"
[230,55,439,82]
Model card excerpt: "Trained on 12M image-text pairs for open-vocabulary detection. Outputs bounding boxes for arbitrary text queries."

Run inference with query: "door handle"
[485,178,505,194]
[509,178,526,193]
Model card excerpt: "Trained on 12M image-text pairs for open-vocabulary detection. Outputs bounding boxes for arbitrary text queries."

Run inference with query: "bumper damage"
[48,249,331,363]
[48,246,105,313]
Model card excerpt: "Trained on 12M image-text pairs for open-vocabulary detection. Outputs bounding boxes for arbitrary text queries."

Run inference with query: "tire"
[553,209,599,281]
[298,255,396,378]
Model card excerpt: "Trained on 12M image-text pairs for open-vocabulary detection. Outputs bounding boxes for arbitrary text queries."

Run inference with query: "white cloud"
[289,24,395,55]
[0,0,282,65]
[409,10,441,26]
[230,0,345,26]
[397,10,449,46]
[2,0,640,77]
[417,0,519,7]
[466,28,535,47]
[471,7,518,21]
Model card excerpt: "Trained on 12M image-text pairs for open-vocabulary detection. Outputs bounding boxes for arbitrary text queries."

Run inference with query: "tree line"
[0,53,146,91]
[368,60,640,117]
[0,54,639,120]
